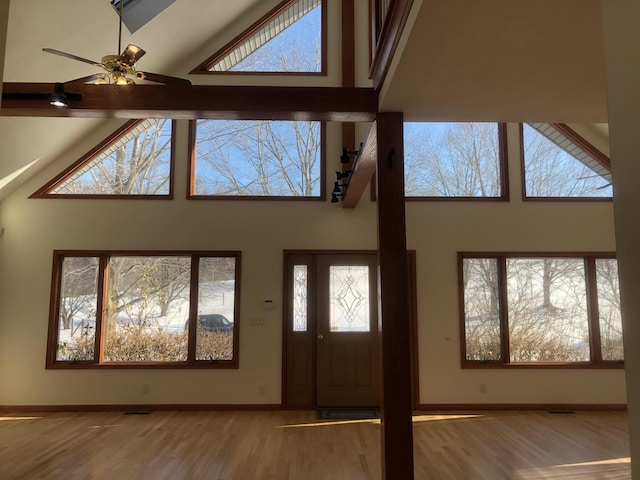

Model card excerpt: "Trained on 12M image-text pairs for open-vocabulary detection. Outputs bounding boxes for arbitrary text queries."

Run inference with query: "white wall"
[411,123,624,405]
[0,121,625,407]
[601,0,640,474]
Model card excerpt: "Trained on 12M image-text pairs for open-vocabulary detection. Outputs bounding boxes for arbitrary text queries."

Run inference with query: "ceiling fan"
[42,0,190,86]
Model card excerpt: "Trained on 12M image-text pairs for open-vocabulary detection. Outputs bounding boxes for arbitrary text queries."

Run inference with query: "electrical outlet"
[258,384,266,395]
[143,384,150,394]
[480,383,487,394]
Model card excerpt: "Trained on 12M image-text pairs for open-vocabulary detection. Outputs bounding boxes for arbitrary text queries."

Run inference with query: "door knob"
[317,334,324,340]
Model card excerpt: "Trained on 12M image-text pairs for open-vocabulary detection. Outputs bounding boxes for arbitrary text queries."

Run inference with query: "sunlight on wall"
[0,159,40,192]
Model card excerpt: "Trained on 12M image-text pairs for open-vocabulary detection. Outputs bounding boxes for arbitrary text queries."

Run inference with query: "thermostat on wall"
[262,299,276,310]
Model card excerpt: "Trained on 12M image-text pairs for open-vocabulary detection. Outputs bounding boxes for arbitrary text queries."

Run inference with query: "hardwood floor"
[0,409,630,479]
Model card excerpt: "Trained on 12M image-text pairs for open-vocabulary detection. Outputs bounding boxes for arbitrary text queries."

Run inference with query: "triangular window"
[191,0,325,74]
[522,123,612,198]
[33,119,174,198]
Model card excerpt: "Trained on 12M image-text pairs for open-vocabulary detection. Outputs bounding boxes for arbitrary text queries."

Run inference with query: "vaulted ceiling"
[0,0,610,198]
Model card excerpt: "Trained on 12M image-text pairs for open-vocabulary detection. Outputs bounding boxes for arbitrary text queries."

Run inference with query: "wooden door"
[315,255,379,407]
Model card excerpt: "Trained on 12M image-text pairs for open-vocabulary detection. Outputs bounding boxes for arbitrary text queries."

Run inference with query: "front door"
[315,255,379,407]
[283,252,384,408]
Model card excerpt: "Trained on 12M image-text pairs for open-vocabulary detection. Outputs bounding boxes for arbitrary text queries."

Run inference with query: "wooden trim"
[416,403,627,412]
[340,0,356,183]
[0,403,626,413]
[45,255,64,368]
[95,256,108,366]
[519,122,526,201]
[498,257,510,363]
[407,251,420,409]
[457,253,468,365]
[31,119,175,199]
[498,122,510,200]
[369,0,414,90]
[404,196,509,202]
[191,0,327,75]
[553,123,611,170]
[462,361,624,369]
[187,257,199,363]
[342,0,355,88]
[585,257,603,363]
[460,251,618,259]
[187,120,196,198]
[0,404,284,413]
[522,196,613,202]
[187,120,326,200]
[2,83,378,121]
[46,250,242,369]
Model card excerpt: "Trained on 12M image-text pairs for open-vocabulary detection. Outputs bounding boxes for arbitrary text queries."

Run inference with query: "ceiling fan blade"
[118,44,146,66]
[141,72,192,85]
[42,48,100,66]
[65,74,104,85]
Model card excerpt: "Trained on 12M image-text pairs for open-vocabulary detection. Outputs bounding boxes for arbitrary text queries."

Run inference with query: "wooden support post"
[375,112,414,479]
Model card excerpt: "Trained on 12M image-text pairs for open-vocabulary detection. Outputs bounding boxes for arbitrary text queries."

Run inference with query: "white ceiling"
[380,0,608,122]
[0,0,610,198]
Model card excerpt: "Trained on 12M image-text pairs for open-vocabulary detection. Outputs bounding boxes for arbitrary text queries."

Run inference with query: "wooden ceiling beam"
[0,83,378,121]
[342,122,377,208]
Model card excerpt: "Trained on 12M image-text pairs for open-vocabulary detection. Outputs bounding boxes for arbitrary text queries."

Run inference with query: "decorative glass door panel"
[329,265,370,332]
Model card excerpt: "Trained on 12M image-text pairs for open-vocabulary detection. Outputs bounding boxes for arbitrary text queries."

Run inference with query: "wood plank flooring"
[0,409,630,479]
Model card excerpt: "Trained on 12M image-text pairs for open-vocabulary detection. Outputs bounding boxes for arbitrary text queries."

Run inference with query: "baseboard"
[0,403,283,413]
[415,403,628,411]
[1,403,627,413]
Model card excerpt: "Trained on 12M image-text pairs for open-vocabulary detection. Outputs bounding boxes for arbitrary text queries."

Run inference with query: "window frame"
[402,122,509,201]
[190,0,327,76]
[187,119,326,201]
[458,252,623,369]
[519,123,613,202]
[31,120,176,200]
[46,250,241,369]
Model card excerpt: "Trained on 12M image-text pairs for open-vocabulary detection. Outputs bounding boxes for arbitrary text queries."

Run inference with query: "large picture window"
[460,253,623,367]
[403,122,507,199]
[189,119,324,199]
[47,251,240,368]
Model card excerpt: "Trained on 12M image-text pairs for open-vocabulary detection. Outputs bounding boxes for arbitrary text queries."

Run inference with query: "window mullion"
[498,257,510,364]
[187,256,200,364]
[585,257,603,363]
[94,256,109,365]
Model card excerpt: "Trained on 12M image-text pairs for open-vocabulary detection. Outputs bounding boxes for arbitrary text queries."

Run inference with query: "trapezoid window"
[521,123,612,199]
[191,0,325,74]
[403,122,508,199]
[189,119,324,199]
[32,119,175,198]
